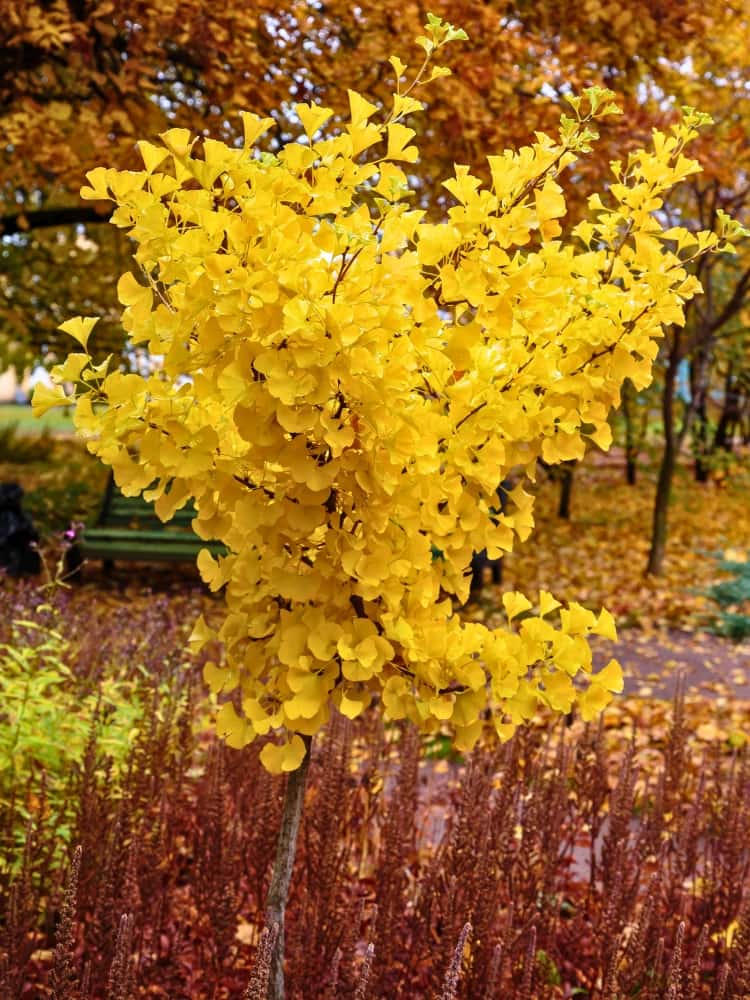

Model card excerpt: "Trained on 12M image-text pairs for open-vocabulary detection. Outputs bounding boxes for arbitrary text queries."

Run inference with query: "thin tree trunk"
[689,346,714,482]
[266,735,313,1000]
[693,398,711,482]
[647,350,679,576]
[648,338,700,574]
[557,462,575,519]
[622,381,638,485]
[648,432,676,575]
[714,365,740,453]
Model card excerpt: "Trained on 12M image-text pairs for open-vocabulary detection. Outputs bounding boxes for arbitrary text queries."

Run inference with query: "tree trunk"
[266,735,313,1000]
[647,350,680,576]
[557,462,575,520]
[647,432,676,575]
[622,381,638,485]
[693,402,711,483]
[714,365,740,453]
[648,326,709,575]
[690,354,710,482]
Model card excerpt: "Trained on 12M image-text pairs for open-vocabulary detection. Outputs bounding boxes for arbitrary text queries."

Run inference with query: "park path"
[592,628,750,700]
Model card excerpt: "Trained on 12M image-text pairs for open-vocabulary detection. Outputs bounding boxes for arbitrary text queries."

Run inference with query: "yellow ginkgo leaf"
[386,123,418,162]
[203,661,236,695]
[31,382,68,417]
[336,686,370,720]
[216,702,253,749]
[284,673,329,720]
[188,614,214,653]
[295,102,333,140]
[58,316,99,350]
[260,735,308,774]
[503,591,533,621]
[579,683,613,722]
[238,112,275,150]
[593,608,618,642]
[539,590,562,617]
[138,139,169,173]
[592,658,624,693]
[542,670,576,713]
[348,90,379,127]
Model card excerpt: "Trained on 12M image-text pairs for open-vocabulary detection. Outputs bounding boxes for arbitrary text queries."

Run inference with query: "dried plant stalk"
[49,845,82,1000]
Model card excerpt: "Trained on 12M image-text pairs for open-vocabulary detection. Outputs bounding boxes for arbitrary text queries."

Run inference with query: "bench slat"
[83,528,218,544]
[79,543,219,562]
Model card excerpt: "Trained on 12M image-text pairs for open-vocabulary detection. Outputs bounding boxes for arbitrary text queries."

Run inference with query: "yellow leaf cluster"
[39,35,729,771]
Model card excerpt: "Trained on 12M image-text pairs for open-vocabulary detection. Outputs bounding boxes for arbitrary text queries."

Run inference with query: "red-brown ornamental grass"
[1,584,749,998]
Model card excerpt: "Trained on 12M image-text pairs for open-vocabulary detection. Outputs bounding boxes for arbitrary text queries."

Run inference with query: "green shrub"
[0,434,107,535]
[0,616,151,861]
[22,479,101,536]
[0,423,56,464]
[707,554,750,639]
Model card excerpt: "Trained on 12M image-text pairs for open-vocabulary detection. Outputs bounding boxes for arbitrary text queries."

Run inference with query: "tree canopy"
[34,21,741,770]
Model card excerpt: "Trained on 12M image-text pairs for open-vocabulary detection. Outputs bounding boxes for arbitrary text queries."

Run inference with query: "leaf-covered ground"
[500,452,750,630]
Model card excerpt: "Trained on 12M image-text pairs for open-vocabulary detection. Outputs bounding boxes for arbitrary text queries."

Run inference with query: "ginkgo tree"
[34,16,741,996]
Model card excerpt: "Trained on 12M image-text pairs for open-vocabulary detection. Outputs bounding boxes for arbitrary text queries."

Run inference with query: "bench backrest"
[96,474,198,531]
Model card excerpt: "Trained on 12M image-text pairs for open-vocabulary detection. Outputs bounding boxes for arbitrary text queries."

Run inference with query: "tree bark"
[557,462,575,520]
[622,381,638,485]
[648,429,676,576]
[714,365,740,453]
[693,397,711,482]
[266,735,313,1000]
[648,339,698,575]
[690,352,713,482]
[0,205,112,236]
[647,347,680,576]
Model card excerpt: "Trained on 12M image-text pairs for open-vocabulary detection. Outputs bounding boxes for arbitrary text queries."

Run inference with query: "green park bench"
[66,473,225,575]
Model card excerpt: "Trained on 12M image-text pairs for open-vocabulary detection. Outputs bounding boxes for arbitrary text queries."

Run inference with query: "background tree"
[0,224,126,371]
[2,0,743,366]
[643,37,750,574]
[2,0,737,223]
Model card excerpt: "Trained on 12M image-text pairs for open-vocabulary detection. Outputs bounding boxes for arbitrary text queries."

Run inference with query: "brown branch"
[707,266,750,336]
[0,206,112,236]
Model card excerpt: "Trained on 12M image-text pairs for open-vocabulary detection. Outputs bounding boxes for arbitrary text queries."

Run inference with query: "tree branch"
[0,206,112,237]
[708,266,750,336]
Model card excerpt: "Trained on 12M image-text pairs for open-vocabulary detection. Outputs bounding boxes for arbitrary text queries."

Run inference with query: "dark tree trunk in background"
[648,430,676,576]
[622,381,639,485]
[648,335,700,576]
[690,351,712,482]
[648,349,680,576]
[693,397,711,483]
[557,462,575,520]
[0,205,112,235]
[714,365,741,453]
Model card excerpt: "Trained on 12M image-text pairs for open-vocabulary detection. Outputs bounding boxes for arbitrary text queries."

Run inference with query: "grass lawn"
[0,402,74,433]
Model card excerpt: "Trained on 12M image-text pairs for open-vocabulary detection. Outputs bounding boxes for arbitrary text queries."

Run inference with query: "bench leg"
[63,545,83,583]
